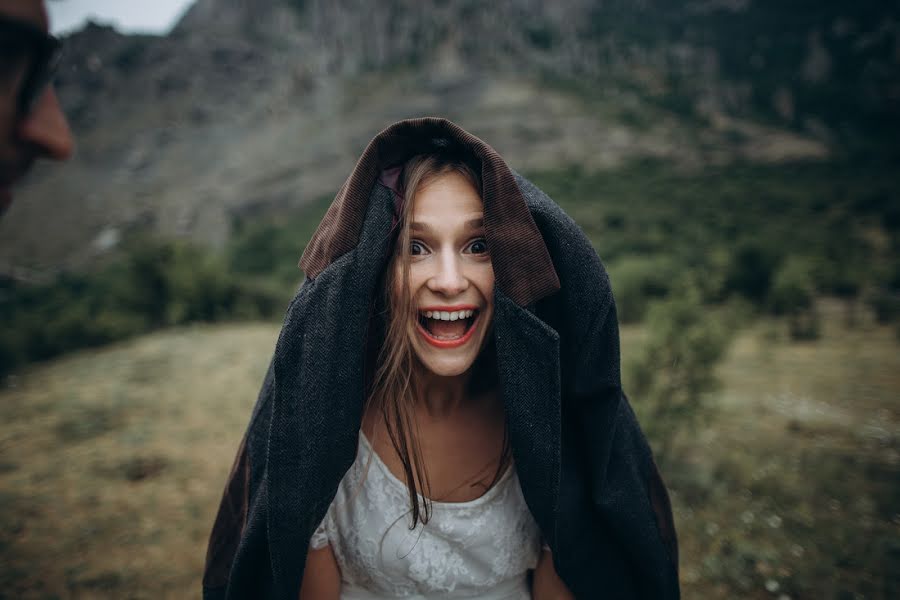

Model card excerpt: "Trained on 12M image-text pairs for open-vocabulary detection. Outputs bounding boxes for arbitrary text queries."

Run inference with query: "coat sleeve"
[576,299,680,598]
[514,170,679,596]
[201,358,276,600]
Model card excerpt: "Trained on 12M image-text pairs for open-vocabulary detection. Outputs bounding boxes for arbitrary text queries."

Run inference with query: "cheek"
[479,266,496,303]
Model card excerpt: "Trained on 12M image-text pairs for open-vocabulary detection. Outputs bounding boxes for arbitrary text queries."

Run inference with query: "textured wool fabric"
[203,118,680,599]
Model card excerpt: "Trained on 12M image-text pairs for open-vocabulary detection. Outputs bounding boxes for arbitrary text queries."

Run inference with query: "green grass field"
[1,299,896,598]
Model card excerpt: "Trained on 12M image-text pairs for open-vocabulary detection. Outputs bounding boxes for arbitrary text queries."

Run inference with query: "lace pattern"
[308,433,541,598]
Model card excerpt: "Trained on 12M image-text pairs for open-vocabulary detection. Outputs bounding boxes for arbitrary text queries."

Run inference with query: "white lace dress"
[309,433,542,600]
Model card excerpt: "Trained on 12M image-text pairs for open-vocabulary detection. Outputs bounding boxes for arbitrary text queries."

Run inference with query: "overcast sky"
[47,0,197,35]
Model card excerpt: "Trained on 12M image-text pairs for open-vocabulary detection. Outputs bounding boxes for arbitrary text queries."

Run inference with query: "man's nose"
[428,254,468,296]
[17,87,74,161]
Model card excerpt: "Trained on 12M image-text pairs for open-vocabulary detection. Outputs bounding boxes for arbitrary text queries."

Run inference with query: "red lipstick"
[418,304,478,312]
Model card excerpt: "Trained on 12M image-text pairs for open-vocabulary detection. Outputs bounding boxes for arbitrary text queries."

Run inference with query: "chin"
[410,333,483,377]
[413,353,478,378]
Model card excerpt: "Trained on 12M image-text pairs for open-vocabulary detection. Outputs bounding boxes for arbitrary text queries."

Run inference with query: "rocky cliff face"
[0,0,895,275]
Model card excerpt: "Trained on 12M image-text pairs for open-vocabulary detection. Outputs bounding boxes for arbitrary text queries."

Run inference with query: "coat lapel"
[493,290,562,548]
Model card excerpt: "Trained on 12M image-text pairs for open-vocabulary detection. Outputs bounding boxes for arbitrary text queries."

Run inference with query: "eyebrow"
[410,218,484,232]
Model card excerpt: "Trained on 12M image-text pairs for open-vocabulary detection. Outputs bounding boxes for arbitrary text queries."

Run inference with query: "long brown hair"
[366,152,510,528]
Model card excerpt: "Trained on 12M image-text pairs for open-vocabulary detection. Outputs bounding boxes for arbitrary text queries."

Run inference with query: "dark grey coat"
[202,118,679,599]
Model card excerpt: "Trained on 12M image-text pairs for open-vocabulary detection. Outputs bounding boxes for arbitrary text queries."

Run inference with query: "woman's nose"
[427,254,468,296]
[17,87,74,161]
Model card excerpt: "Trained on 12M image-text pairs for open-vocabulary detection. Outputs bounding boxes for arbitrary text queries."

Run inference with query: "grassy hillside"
[1,306,897,598]
[0,325,276,597]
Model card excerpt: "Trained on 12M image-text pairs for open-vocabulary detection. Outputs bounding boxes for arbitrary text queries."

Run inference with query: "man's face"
[0,0,73,216]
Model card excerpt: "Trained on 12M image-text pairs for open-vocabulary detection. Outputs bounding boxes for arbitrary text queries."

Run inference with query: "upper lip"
[418,304,479,312]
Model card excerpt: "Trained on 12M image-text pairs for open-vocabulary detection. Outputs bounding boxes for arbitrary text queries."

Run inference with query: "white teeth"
[421,309,476,321]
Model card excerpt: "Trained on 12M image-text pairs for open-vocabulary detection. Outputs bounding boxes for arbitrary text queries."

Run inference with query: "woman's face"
[396,170,495,378]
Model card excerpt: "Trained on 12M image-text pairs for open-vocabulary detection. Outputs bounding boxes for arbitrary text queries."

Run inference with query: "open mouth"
[416,307,479,348]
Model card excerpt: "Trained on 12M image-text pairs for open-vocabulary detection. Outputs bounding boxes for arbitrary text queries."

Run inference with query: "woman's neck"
[414,367,474,418]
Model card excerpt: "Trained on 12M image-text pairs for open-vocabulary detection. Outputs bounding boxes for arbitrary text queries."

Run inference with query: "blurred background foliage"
[2,0,899,598]
[4,160,897,376]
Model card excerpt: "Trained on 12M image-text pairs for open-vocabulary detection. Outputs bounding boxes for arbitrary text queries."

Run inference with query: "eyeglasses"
[0,14,62,117]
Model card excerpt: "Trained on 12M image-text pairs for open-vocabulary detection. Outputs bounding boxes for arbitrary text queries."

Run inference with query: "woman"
[203,118,680,600]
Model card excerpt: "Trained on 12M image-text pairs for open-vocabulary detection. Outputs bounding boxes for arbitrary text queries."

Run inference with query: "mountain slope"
[2,0,895,274]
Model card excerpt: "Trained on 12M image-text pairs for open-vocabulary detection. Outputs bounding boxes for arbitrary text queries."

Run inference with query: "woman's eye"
[467,238,489,255]
[409,240,426,256]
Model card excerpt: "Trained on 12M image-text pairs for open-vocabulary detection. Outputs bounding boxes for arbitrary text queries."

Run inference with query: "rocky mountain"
[1,0,896,276]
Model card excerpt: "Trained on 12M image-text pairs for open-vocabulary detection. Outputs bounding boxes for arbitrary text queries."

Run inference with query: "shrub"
[228,209,325,286]
[625,283,732,464]
[764,257,823,340]
[867,289,900,324]
[0,238,289,379]
[693,248,732,305]
[724,241,780,303]
[768,256,815,315]
[607,255,678,323]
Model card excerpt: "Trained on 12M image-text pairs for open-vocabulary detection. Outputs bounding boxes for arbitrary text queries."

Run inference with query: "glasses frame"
[0,14,62,117]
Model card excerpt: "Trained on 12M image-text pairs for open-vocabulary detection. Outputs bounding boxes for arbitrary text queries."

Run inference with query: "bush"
[0,238,289,378]
[607,255,678,323]
[724,241,780,303]
[693,248,732,305]
[625,283,732,463]
[867,289,900,324]
[768,256,815,315]
[228,211,323,286]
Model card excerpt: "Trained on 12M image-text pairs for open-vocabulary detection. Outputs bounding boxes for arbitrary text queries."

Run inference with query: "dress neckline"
[357,431,515,509]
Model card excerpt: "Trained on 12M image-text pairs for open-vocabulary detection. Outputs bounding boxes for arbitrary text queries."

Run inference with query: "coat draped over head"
[202,118,680,600]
